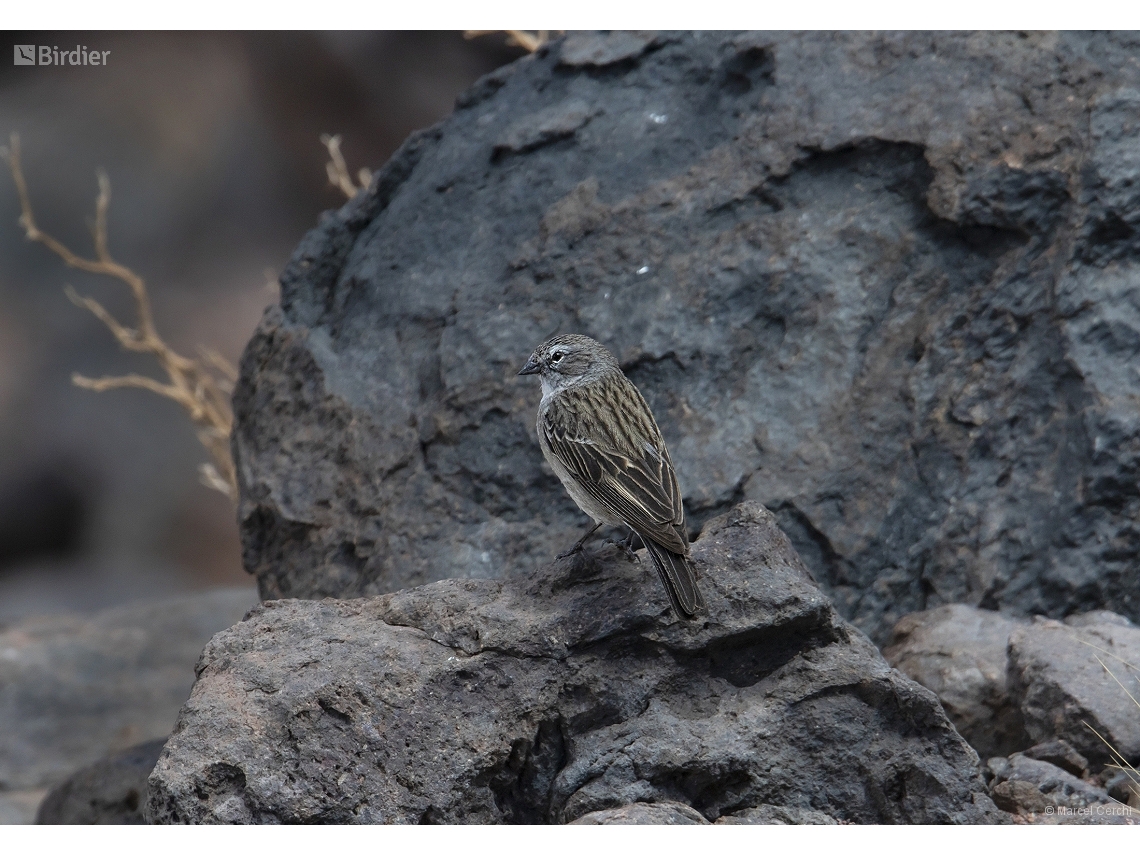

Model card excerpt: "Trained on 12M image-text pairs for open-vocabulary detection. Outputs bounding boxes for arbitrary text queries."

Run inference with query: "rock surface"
[233,31,1140,643]
[885,604,1140,771]
[570,801,708,824]
[0,587,257,794]
[986,754,1137,824]
[883,604,1027,757]
[715,804,839,824]
[1104,771,1140,806]
[147,503,997,825]
[36,739,166,824]
[1021,740,1090,779]
[1009,615,1140,769]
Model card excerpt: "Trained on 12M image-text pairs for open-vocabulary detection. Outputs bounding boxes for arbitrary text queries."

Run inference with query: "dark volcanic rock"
[36,739,166,824]
[884,604,1028,758]
[147,503,997,825]
[233,31,1140,642]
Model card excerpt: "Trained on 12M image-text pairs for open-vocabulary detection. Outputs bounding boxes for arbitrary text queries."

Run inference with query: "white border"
[2,823,1137,849]
[6,0,1140,31]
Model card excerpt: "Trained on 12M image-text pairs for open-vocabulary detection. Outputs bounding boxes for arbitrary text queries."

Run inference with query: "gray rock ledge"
[148,503,998,824]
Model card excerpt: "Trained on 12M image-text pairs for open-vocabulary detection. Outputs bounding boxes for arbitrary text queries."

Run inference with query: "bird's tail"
[643,538,706,620]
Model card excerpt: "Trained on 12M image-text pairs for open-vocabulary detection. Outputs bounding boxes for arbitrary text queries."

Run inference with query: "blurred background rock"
[0,31,524,624]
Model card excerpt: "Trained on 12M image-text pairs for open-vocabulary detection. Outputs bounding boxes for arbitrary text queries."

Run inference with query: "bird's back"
[538,371,689,556]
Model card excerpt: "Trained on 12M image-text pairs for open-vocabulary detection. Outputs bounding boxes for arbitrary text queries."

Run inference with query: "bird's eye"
[550,351,564,363]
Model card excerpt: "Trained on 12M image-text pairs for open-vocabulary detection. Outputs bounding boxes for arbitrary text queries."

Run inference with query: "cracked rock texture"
[146,503,998,824]
[234,31,1140,642]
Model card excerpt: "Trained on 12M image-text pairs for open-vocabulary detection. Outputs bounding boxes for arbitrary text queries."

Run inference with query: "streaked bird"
[519,334,706,619]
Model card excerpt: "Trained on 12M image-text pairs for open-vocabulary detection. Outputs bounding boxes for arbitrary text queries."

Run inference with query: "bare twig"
[1,132,238,501]
[464,30,557,53]
[320,133,371,200]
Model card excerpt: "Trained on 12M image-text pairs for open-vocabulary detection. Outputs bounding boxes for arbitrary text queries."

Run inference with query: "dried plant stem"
[1083,719,1140,803]
[1076,644,1140,806]
[1,132,238,501]
[464,30,556,52]
[320,133,371,200]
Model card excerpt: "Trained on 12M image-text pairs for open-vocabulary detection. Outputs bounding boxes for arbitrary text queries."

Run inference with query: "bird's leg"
[557,521,602,559]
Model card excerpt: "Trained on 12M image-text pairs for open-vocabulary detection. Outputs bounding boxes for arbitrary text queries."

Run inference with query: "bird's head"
[519,334,620,396]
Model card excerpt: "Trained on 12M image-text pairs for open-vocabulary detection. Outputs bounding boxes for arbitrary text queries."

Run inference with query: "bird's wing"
[541,385,688,555]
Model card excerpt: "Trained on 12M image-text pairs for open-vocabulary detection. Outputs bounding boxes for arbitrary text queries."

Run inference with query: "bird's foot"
[606,531,642,563]
[557,522,603,560]
[556,543,584,560]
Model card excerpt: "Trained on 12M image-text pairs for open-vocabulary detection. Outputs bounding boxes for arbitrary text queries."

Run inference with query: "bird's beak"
[518,355,541,376]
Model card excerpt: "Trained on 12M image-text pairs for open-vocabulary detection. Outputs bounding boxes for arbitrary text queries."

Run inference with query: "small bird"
[519,334,706,619]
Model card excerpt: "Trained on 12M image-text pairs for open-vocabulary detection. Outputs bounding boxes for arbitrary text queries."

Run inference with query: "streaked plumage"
[519,334,706,619]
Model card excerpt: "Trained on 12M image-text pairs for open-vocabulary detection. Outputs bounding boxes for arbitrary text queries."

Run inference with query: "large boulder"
[233,31,1140,643]
[146,503,999,824]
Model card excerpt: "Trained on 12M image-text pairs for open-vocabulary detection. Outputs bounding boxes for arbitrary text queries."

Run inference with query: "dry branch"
[463,30,557,53]
[321,133,372,200]
[1,132,238,501]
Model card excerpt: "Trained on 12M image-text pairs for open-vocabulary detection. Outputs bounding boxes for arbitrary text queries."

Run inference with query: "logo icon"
[14,45,35,65]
